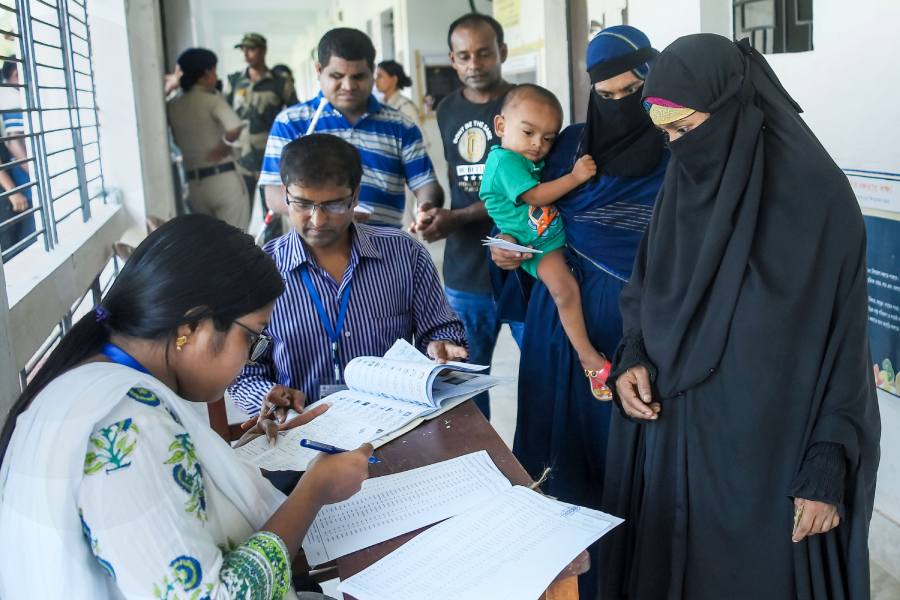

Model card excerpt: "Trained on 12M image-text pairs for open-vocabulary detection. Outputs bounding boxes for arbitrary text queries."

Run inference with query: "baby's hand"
[572,155,597,183]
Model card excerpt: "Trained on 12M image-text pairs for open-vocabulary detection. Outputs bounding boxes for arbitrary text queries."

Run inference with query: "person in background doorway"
[167,48,249,230]
[375,59,430,228]
[375,59,427,147]
[226,33,297,242]
[413,13,514,418]
[260,28,443,228]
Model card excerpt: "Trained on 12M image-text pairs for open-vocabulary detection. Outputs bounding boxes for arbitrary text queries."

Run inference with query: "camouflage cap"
[235,33,267,49]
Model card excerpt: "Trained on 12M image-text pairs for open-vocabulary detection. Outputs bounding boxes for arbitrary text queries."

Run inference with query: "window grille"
[0,0,104,263]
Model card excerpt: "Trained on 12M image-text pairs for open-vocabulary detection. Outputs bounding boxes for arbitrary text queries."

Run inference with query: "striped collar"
[311,91,384,121]
[280,223,382,273]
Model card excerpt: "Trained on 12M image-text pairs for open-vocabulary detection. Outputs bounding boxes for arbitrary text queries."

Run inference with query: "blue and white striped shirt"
[259,93,437,228]
[228,223,467,414]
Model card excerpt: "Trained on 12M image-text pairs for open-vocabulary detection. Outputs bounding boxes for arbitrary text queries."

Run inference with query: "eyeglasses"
[284,193,354,216]
[233,320,272,364]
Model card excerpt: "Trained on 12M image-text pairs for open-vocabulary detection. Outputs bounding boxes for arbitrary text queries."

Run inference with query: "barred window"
[0,0,104,263]
[733,0,813,54]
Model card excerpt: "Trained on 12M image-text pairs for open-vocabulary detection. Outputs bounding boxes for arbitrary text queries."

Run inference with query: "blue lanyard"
[299,264,352,383]
[99,342,150,374]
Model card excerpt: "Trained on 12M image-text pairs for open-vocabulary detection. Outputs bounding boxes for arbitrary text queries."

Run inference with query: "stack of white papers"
[302,451,510,565]
[482,236,543,254]
[338,486,623,600]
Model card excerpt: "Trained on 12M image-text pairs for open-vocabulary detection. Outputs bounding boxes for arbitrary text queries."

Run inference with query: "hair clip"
[94,305,110,323]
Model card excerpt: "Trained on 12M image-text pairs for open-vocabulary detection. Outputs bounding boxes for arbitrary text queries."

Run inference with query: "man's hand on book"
[235,384,327,447]
[427,341,468,364]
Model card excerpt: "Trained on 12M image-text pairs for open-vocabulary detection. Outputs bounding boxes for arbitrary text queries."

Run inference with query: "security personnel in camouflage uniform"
[225,33,297,237]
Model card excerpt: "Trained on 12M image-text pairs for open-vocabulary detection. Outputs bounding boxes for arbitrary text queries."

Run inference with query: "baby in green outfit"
[480,84,611,399]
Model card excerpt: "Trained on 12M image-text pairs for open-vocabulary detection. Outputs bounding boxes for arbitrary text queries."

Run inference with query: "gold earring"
[175,335,189,351]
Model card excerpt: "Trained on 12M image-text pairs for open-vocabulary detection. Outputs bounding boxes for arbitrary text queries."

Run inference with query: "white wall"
[496,0,574,125]
[165,0,327,96]
[161,0,199,69]
[92,0,173,243]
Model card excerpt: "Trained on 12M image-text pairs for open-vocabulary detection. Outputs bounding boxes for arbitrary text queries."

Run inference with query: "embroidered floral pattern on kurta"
[77,386,293,599]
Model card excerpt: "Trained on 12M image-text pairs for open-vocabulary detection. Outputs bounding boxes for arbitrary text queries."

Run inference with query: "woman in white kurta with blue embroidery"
[0,214,373,599]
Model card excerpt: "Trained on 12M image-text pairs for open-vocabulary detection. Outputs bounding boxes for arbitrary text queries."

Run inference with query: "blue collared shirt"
[259,93,436,227]
[228,223,467,414]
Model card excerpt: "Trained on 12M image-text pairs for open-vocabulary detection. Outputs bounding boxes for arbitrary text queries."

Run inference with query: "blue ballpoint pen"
[300,438,382,464]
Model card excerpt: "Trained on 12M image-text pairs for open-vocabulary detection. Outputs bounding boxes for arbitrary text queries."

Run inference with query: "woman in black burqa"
[599,33,880,600]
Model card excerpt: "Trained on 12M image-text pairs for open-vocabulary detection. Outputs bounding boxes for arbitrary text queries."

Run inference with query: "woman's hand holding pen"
[303,443,375,506]
[234,384,328,447]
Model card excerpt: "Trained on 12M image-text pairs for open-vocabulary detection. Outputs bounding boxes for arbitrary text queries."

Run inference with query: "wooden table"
[335,400,589,600]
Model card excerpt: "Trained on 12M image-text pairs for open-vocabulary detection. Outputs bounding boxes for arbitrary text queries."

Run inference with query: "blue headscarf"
[586,25,658,84]
[580,25,662,177]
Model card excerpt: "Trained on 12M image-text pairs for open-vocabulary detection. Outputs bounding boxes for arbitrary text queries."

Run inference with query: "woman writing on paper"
[0,214,373,599]
[602,34,880,599]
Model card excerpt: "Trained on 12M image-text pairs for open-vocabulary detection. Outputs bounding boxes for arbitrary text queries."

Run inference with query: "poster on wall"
[846,169,900,213]
[865,215,900,398]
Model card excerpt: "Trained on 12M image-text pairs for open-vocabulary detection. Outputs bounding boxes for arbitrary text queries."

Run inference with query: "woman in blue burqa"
[491,25,668,599]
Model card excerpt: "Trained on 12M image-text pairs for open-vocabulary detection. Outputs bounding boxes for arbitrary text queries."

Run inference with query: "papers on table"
[232,392,421,471]
[338,486,623,600]
[302,451,510,565]
[482,235,543,254]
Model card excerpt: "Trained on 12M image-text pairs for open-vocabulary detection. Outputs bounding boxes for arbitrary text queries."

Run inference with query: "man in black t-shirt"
[412,14,514,419]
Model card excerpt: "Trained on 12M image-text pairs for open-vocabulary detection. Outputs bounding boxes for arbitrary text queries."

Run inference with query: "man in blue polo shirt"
[260,28,443,227]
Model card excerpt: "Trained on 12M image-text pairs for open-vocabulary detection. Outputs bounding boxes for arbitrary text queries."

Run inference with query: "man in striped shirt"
[229,134,467,416]
[259,28,443,228]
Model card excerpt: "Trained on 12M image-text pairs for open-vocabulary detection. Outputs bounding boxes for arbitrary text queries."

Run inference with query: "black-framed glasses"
[233,320,272,363]
[284,193,354,216]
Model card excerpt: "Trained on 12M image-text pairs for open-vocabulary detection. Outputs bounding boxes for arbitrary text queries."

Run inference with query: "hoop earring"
[175,335,189,351]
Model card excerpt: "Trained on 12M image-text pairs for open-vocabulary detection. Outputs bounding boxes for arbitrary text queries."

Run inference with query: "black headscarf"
[177,48,217,92]
[582,90,665,177]
[623,34,841,397]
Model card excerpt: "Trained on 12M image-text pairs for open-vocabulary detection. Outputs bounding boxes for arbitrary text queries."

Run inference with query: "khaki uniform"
[167,87,249,230]
[225,69,297,179]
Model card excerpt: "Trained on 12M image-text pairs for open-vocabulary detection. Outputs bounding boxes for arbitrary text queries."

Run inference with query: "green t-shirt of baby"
[480,146,566,278]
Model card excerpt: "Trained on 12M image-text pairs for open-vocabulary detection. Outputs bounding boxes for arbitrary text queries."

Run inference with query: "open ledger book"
[233,339,501,471]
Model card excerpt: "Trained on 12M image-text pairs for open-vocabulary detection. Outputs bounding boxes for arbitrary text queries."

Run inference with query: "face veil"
[579,25,663,177]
